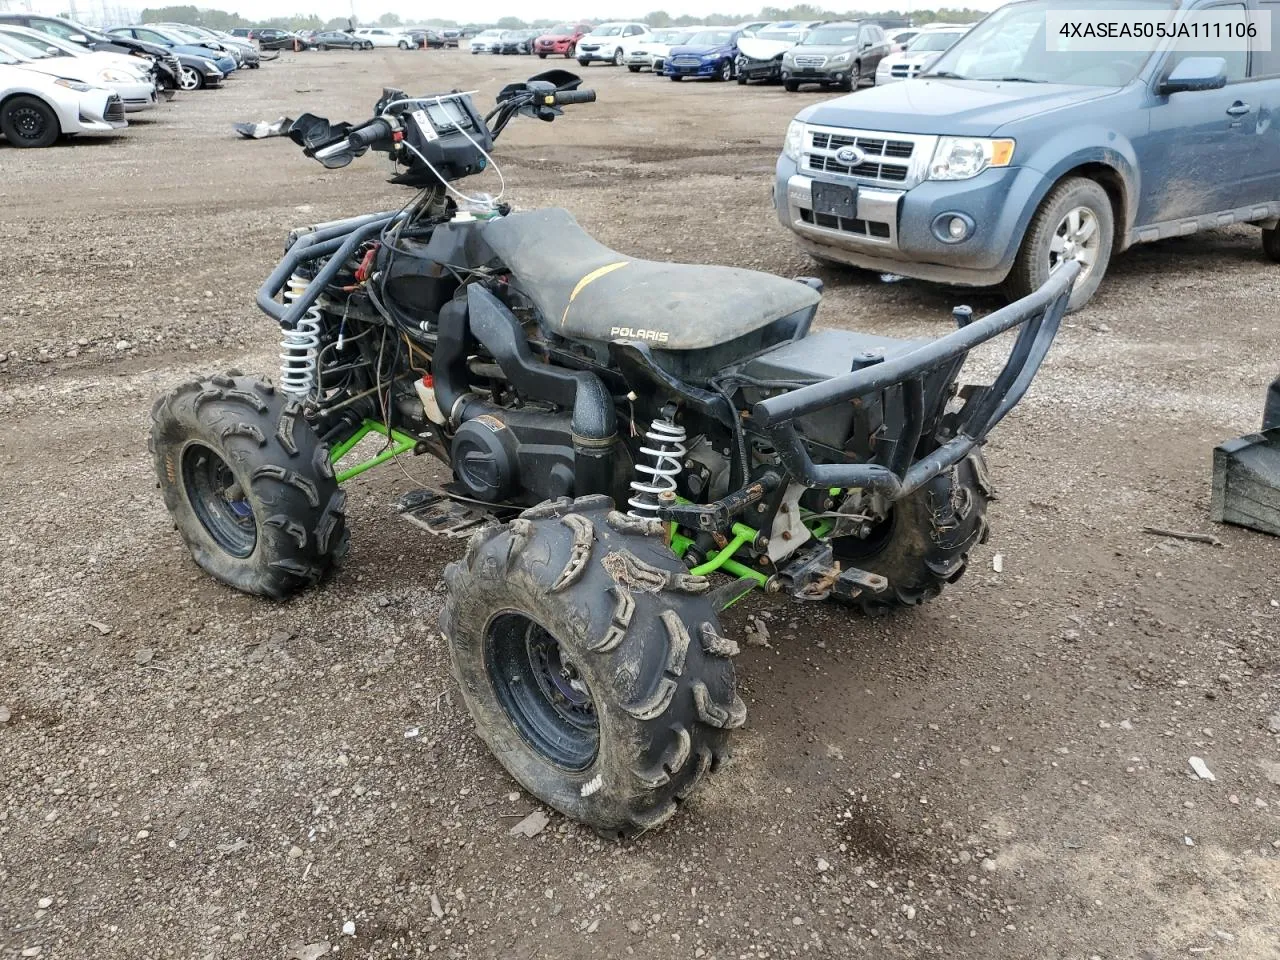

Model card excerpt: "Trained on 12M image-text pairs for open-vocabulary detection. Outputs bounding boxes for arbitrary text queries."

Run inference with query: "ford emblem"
[834,145,865,166]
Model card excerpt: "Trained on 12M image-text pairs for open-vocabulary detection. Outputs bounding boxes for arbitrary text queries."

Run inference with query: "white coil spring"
[627,418,687,517]
[280,270,320,398]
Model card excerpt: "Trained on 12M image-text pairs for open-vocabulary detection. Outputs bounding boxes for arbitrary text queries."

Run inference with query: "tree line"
[137,4,988,32]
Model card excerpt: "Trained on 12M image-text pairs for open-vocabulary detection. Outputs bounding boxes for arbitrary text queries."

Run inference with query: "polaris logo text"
[611,327,670,344]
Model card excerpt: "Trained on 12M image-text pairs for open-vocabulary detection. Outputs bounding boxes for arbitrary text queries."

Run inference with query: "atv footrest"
[1211,427,1280,537]
[397,489,498,538]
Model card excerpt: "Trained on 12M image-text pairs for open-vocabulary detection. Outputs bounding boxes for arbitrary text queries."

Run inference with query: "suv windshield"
[0,35,52,57]
[687,30,732,44]
[593,25,624,36]
[927,0,1162,85]
[907,30,965,52]
[801,24,860,44]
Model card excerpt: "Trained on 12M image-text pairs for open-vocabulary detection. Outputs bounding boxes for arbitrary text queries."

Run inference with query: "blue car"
[109,25,237,79]
[774,0,1280,311]
[665,28,741,81]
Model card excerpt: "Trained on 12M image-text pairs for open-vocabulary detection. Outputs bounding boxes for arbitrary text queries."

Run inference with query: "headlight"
[927,137,1016,181]
[54,78,93,91]
[783,119,806,161]
[829,52,852,65]
[98,69,132,82]
[198,58,218,71]
[782,51,795,63]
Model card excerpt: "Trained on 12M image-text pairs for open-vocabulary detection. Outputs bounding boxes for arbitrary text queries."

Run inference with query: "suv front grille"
[803,125,934,188]
[793,54,826,68]
[799,207,892,240]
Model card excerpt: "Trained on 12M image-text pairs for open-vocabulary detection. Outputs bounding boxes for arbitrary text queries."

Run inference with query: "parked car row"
[466,19,969,93]
[0,12,267,148]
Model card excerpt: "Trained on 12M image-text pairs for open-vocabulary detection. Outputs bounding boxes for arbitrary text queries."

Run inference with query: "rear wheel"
[831,451,991,614]
[150,374,349,599]
[398,39,409,49]
[1007,176,1114,313]
[317,42,328,50]
[441,496,744,837]
[0,95,60,148]
[578,58,590,67]
[1263,225,1280,262]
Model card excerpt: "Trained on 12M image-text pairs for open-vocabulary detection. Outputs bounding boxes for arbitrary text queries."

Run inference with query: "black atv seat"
[482,208,821,351]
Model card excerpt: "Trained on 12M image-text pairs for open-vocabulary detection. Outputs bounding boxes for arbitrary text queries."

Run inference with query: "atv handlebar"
[312,117,394,160]
[754,259,1080,499]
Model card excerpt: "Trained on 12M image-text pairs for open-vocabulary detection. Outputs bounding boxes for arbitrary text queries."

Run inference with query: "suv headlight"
[783,119,806,161]
[782,51,795,64]
[928,137,1015,181]
[829,52,852,65]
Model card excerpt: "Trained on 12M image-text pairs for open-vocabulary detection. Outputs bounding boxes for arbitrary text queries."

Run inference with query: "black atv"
[150,70,1076,837]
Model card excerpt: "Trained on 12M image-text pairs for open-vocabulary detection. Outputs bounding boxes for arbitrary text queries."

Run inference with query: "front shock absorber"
[279,271,320,398]
[627,416,687,518]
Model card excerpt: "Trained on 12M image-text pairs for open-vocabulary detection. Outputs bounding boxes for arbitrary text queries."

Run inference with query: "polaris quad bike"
[150,70,1078,837]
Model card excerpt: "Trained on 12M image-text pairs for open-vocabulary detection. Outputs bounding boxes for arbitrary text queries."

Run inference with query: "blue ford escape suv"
[775,0,1280,310]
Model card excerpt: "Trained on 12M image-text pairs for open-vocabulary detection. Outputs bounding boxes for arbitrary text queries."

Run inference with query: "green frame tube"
[330,419,418,483]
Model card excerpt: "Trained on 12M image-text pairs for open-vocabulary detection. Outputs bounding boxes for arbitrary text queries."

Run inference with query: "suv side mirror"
[1160,56,1227,94]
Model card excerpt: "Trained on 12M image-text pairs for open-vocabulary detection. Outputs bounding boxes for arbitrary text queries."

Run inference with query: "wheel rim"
[720,60,731,79]
[565,44,574,57]
[486,612,599,770]
[8,104,49,142]
[1049,205,1102,282]
[179,67,199,90]
[613,48,622,65]
[181,443,257,557]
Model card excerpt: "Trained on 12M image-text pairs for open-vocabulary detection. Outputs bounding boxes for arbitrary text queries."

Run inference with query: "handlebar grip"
[553,89,596,106]
[347,117,393,149]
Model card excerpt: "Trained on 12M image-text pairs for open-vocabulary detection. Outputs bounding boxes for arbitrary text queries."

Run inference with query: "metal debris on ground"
[1141,526,1223,546]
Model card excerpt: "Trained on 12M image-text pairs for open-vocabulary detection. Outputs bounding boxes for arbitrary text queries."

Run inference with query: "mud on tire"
[441,495,744,837]
[150,374,349,599]
[833,450,992,614]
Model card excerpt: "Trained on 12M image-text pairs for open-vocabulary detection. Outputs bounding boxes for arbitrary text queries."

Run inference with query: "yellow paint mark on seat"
[562,261,629,326]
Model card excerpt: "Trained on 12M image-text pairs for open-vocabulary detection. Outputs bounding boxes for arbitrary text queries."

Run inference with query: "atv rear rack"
[753,260,1078,499]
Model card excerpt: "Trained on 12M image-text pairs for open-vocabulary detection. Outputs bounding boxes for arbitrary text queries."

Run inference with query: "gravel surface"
[2,48,1279,960]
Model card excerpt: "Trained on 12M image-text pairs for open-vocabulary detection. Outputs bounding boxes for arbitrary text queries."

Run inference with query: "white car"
[0,57,125,147]
[575,22,650,66]
[624,27,697,72]
[0,25,158,110]
[0,32,156,111]
[469,28,503,53]
[885,28,919,53]
[350,27,413,49]
[875,26,969,84]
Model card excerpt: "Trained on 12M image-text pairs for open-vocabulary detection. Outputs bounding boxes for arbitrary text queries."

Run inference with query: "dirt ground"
[2,47,1279,960]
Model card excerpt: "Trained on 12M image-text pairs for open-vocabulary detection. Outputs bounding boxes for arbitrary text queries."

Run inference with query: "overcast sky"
[31,0,1007,27]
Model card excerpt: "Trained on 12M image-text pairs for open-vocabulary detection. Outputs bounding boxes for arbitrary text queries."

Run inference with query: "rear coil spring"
[627,418,687,518]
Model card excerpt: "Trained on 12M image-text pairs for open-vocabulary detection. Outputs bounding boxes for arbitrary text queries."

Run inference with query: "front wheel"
[1263,224,1280,262]
[669,73,683,81]
[565,44,575,58]
[317,43,328,50]
[1007,176,1114,313]
[578,58,590,67]
[627,64,641,72]
[611,47,623,65]
[831,450,991,614]
[178,65,203,90]
[0,94,60,148]
[538,52,547,59]
[398,40,409,49]
[150,374,349,599]
[364,41,374,50]
[736,72,747,84]
[783,79,800,91]
[441,496,744,837]
[715,58,732,81]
